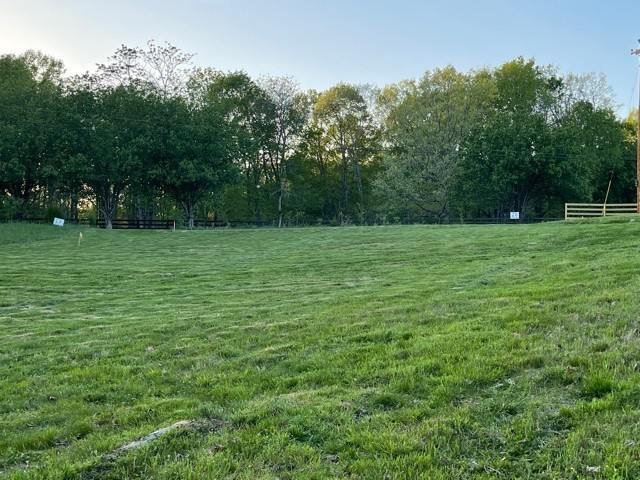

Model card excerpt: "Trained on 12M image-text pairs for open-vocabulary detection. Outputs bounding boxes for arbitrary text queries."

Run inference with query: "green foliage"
[458,108,555,217]
[65,83,156,228]
[0,53,64,219]
[454,58,631,219]
[2,221,640,477]
[196,70,278,223]
[313,84,381,217]
[0,45,634,225]
[148,94,234,229]
[376,66,495,219]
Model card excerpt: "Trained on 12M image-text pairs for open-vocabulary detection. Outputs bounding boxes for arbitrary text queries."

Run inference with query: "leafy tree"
[20,49,65,84]
[552,102,627,206]
[149,94,234,229]
[258,76,308,227]
[0,53,64,219]
[611,111,638,204]
[458,109,555,217]
[89,48,238,229]
[96,40,194,99]
[456,58,627,219]
[375,66,494,220]
[289,113,338,221]
[67,80,155,228]
[193,70,276,222]
[314,84,379,218]
[456,59,558,218]
[90,41,196,222]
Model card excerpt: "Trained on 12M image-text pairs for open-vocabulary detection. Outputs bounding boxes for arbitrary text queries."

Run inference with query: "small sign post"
[509,212,520,221]
[53,217,65,227]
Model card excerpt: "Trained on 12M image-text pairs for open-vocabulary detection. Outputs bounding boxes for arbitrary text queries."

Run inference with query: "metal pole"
[633,44,640,213]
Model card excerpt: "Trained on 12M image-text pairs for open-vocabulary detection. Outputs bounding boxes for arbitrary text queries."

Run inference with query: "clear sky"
[2,0,639,116]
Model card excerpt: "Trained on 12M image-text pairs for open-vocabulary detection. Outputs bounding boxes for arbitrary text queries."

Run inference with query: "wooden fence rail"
[565,203,638,220]
[96,219,176,229]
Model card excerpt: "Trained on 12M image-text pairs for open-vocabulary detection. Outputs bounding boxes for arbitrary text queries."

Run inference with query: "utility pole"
[633,41,640,213]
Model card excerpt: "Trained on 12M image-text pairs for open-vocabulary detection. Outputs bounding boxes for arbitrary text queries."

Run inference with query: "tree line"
[1,42,637,228]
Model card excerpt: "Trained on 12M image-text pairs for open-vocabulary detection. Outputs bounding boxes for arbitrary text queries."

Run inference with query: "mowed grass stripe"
[1,220,640,478]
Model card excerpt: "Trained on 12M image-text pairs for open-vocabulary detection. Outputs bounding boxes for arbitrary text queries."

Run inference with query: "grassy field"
[1,219,640,479]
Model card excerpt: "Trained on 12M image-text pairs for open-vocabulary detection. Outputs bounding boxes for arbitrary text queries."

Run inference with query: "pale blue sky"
[2,0,639,115]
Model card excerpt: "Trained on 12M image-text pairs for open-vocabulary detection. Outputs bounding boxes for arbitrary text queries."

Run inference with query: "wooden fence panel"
[96,219,176,229]
[565,203,637,220]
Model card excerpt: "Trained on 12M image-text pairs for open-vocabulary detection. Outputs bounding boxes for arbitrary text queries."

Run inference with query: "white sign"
[53,217,65,227]
[510,212,520,220]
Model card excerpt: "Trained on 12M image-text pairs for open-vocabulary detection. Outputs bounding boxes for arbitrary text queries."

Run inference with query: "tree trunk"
[99,190,119,230]
[276,169,285,228]
[186,202,195,230]
[341,148,349,211]
[352,158,364,208]
[100,202,114,230]
[70,197,78,221]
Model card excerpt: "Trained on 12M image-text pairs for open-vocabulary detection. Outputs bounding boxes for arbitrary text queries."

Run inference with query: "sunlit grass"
[1,219,640,478]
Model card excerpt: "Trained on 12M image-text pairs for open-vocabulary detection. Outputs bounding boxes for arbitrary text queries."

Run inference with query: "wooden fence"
[564,203,638,220]
[96,219,176,229]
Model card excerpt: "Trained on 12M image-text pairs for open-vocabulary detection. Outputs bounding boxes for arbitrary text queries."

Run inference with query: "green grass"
[1,219,640,479]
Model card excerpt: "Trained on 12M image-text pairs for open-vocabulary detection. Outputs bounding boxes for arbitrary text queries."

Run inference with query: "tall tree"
[93,41,196,221]
[149,93,235,229]
[551,102,625,204]
[314,84,379,217]
[290,92,339,221]
[258,76,308,227]
[457,59,555,218]
[0,53,64,219]
[96,40,194,98]
[67,82,154,228]
[193,70,275,222]
[20,49,65,84]
[375,66,494,220]
[459,109,555,217]
[456,58,625,219]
